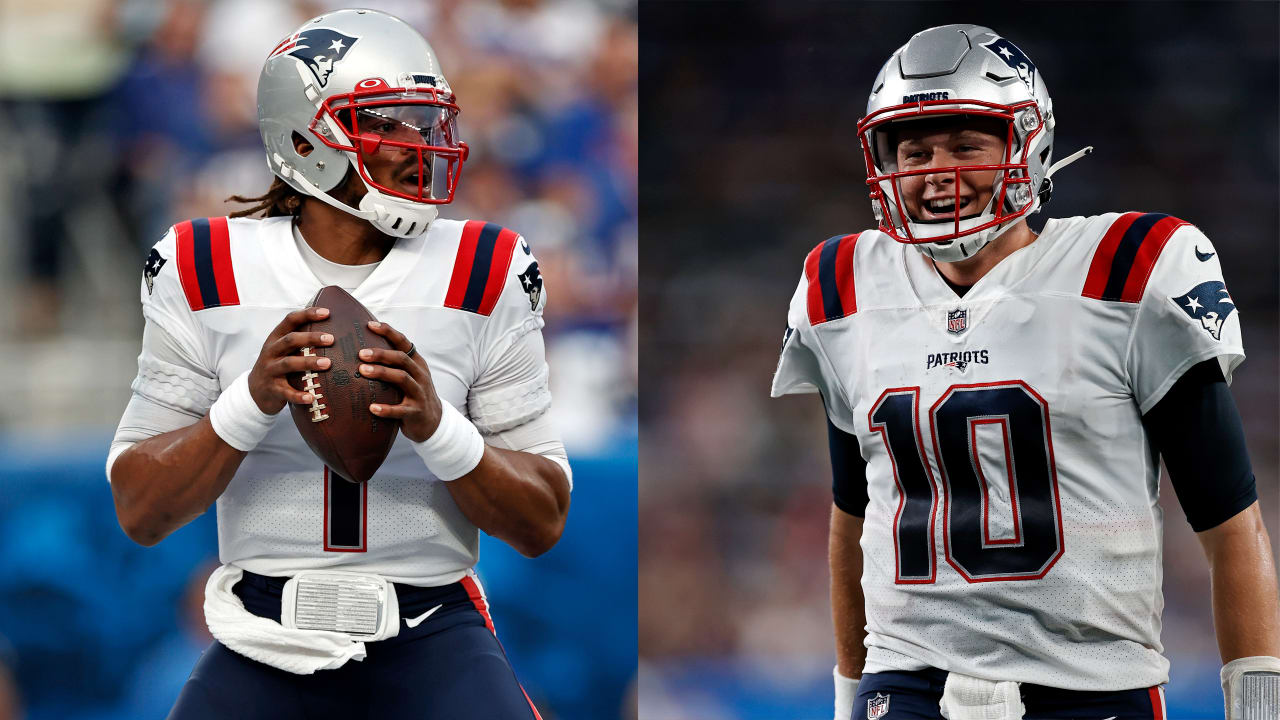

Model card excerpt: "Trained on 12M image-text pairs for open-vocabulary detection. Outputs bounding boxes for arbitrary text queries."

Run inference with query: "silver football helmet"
[258,9,467,238]
[858,24,1090,262]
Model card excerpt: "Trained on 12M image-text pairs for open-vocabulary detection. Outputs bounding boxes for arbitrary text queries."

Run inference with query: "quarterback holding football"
[772,24,1278,720]
[109,9,567,719]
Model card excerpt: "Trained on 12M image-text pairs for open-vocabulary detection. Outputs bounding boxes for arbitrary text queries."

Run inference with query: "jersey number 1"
[869,381,1063,584]
[324,466,367,552]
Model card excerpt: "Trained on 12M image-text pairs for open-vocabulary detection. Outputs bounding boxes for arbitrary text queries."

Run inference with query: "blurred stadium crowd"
[0,0,636,718]
[639,3,1278,719]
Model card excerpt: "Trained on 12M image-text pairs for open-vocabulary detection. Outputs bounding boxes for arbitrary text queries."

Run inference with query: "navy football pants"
[167,573,541,720]
[854,669,1166,720]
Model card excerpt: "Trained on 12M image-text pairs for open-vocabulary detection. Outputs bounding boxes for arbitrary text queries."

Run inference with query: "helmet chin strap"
[273,153,438,239]
[357,189,438,239]
[1046,145,1094,179]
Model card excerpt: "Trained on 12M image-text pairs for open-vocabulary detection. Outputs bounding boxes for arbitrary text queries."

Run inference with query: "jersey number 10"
[869,381,1064,584]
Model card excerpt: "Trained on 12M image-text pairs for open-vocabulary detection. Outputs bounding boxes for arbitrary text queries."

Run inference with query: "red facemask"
[857,98,1044,245]
[309,77,469,205]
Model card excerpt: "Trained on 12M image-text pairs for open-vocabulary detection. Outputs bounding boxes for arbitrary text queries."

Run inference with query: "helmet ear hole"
[292,131,314,157]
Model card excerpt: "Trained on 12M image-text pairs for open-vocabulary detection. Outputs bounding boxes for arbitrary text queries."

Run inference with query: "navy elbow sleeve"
[1143,360,1256,532]
[827,417,869,516]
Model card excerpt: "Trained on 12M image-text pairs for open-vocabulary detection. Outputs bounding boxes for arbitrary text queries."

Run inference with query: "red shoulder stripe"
[208,217,239,306]
[174,218,239,311]
[174,220,203,310]
[1119,215,1188,302]
[1082,212,1141,300]
[445,222,522,316]
[1083,213,1188,303]
[834,232,859,316]
[444,220,485,310]
[804,233,861,324]
[476,227,520,316]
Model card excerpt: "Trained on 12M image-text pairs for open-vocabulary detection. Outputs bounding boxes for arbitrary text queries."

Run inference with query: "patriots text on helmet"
[257,9,468,238]
[902,91,951,103]
[857,24,1069,263]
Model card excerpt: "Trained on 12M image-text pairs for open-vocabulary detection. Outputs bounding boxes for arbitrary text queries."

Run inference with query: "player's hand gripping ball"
[287,286,403,483]
[355,317,445,445]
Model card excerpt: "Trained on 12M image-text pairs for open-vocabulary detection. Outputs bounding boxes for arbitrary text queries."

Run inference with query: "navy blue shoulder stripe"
[1083,212,1189,303]
[804,233,861,324]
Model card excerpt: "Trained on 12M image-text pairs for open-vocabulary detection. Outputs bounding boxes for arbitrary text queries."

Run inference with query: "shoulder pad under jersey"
[169,217,242,312]
[1081,212,1191,303]
[442,220,527,317]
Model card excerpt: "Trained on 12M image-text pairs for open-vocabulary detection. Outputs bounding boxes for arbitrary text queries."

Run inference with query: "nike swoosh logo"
[1102,716,1117,720]
[404,603,443,628]
[1195,247,1215,262]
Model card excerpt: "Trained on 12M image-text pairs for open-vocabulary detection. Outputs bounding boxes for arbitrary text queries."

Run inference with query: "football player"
[771,24,1279,720]
[108,9,568,719]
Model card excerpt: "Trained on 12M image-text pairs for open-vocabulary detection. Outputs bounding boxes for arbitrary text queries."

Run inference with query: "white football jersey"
[139,215,550,586]
[772,213,1245,691]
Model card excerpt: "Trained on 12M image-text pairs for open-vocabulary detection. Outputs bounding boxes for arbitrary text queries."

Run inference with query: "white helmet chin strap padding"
[272,153,437,239]
[357,184,438,238]
[912,194,1011,263]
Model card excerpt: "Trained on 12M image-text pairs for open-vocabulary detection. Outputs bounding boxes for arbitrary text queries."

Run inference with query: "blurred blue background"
[0,0,636,718]
[0,434,636,720]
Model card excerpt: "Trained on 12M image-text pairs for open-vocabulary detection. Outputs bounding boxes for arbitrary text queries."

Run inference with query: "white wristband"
[209,370,279,452]
[834,666,860,720]
[412,400,485,481]
[1221,655,1280,720]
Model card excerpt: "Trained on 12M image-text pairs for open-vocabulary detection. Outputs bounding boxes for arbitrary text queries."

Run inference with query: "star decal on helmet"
[270,28,359,88]
[980,36,1037,93]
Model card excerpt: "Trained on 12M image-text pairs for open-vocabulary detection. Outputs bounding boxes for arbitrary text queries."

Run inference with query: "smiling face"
[892,117,1008,224]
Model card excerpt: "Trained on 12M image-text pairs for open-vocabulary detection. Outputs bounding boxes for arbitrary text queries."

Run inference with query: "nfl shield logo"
[947,308,968,335]
[867,692,891,719]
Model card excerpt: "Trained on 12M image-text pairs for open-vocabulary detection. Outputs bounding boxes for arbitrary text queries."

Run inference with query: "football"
[288,286,403,483]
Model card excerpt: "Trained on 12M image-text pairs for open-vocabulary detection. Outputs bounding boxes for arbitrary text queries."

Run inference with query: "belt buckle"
[279,571,398,641]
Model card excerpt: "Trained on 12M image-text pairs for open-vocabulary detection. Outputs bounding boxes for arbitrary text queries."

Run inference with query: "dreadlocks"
[227,177,306,218]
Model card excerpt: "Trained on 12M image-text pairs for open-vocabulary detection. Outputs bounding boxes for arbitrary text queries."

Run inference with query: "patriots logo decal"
[518,262,543,312]
[1172,280,1236,341]
[144,248,167,295]
[981,36,1037,93]
[270,28,359,88]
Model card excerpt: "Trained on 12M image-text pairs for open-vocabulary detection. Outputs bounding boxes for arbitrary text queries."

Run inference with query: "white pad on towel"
[939,672,1025,720]
[203,564,391,675]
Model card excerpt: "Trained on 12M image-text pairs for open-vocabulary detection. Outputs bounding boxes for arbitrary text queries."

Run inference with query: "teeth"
[928,198,965,213]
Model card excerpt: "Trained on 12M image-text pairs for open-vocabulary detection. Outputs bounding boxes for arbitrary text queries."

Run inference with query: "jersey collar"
[903,219,1061,307]
[262,216,427,309]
